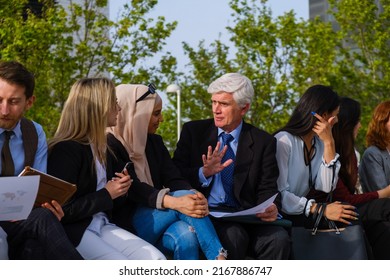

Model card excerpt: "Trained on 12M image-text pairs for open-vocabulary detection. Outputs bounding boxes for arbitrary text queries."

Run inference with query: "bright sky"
[109,0,308,102]
[109,0,308,70]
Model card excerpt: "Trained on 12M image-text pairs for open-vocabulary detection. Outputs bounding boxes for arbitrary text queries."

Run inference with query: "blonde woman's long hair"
[49,77,117,165]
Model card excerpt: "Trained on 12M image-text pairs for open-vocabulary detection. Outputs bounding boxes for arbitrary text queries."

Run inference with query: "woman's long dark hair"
[275,85,340,136]
[332,97,361,192]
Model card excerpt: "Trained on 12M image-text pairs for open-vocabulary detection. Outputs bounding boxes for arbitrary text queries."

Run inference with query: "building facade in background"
[309,0,383,28]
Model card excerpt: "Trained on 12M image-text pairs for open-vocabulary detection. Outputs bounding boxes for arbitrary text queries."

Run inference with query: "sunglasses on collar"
[135,83,157,103]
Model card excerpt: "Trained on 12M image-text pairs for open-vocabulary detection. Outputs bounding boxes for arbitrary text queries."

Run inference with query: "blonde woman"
[107,84,227,260]
[47,78,165,260]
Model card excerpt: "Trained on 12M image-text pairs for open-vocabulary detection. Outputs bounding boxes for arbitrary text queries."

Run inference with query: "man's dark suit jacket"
[172,119,281,210]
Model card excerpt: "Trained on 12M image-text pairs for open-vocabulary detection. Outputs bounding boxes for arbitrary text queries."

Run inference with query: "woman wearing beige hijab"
[107,84,227,260]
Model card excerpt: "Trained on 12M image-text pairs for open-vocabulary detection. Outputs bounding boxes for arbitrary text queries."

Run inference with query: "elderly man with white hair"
[173,73,291,259]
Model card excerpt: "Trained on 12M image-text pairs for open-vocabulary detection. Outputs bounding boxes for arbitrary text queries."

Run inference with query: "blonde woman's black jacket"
[47,140,127,246]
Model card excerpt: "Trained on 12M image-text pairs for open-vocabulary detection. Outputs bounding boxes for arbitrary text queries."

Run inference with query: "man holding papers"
[0,61,81,259]
[173,73,290,259]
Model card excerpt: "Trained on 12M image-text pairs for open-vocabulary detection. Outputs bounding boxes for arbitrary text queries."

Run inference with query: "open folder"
[18,166,77,207]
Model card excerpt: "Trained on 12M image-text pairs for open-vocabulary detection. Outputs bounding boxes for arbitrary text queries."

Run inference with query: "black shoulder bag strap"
[312,203,326,235]
[20,117,38,167]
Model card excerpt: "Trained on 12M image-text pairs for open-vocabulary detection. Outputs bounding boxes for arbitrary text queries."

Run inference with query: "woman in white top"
[274,85,358,226]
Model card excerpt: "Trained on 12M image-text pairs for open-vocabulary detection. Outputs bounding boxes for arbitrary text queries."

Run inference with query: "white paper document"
[210,193,278,218]
[0,175,40,221]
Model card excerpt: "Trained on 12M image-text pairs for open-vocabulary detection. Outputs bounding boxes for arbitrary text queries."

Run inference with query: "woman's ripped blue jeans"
[132,190,224,260]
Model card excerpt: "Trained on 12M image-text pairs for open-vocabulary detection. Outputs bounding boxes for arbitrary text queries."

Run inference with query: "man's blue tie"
[220,132,239,208]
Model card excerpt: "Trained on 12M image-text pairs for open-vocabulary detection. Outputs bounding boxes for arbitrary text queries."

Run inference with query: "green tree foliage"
[171,0,388,153]
[0,0,177,137]
[177,0,339,140]
[327,0,390,150]
[0,0,68,134]
[1,0,388,153]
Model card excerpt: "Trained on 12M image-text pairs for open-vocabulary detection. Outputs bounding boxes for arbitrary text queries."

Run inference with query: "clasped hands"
[163,192,209,219]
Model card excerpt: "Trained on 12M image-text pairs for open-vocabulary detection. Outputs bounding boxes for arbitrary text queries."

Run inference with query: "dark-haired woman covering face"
[274,85,358,226]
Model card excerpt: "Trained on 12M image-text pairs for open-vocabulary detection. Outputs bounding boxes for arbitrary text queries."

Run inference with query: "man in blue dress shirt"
[173,73,291,259]
[0,60,82,259]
